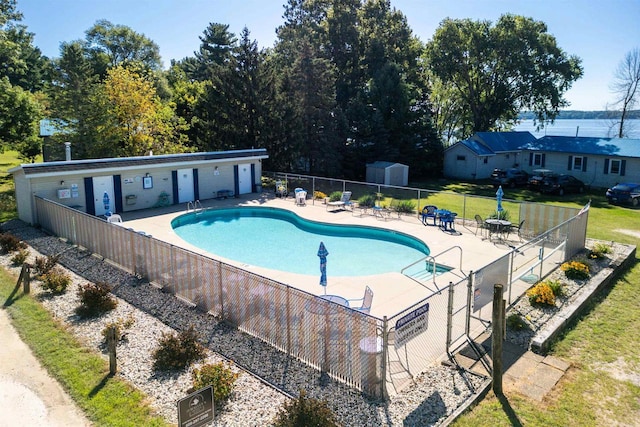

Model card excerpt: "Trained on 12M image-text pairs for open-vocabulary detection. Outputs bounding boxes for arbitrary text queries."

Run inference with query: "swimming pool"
[171,207,430,276]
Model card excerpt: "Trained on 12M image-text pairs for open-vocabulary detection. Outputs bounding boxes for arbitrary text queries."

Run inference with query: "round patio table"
[485,219,511,239]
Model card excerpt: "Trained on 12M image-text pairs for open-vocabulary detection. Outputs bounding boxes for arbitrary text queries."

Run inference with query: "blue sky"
[18,0,640,111]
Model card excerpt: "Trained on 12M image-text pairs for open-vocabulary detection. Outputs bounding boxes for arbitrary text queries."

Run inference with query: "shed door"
[93,176,115,216]
[237,163,252,195]
[177,168,194,203]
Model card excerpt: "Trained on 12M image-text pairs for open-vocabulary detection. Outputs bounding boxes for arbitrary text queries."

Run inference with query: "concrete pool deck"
[119,192,526,320]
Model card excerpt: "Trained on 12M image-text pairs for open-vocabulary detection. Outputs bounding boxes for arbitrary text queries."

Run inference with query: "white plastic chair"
[107,214,123,225]
[348,285,374,314]
[295,190,307,206]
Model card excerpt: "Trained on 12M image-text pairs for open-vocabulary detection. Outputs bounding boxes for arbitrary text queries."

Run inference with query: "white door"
[177,168,194,203]
[237,163,252,195]
[93,175,115,216]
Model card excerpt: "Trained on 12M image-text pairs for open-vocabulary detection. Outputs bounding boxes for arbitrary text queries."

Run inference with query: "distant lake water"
[514,119,640,139]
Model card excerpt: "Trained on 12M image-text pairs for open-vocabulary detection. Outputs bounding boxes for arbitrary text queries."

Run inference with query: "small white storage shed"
[366,161,409,186]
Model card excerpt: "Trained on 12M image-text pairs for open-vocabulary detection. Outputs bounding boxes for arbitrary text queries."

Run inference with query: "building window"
[483,157,488,164]
[533,153,543,166]
[573,156,583,170]
[456,155,466,161]
[610,159,621,174]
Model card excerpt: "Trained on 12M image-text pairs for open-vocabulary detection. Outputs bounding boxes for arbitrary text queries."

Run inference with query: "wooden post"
[23,264,30,294]
[492,284,504,396]
[107,326,117,375]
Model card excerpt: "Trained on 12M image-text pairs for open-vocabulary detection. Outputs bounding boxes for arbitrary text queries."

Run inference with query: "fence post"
[381,316,388,400]
[107,325,117,375]
[446,282,454,353]
[492,284,504,396]
[23,264,31,294]
[465,271,473,336]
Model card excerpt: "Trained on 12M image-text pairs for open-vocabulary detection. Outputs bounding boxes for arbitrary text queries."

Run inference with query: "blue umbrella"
[496,185,504,213]
[317,241,329,294]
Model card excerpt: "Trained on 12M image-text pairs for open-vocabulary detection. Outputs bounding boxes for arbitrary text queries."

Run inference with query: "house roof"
[521,136,640,158]
[472,131,537,152]
[9,149,268,176]
[458,139,495,156]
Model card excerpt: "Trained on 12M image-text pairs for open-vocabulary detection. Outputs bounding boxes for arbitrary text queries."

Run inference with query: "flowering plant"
[561,260,590,280]
[526,282,556,306]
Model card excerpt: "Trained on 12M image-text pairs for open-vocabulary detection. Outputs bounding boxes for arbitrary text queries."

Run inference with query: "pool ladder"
[186,200,203,214]
[401,245,464,291]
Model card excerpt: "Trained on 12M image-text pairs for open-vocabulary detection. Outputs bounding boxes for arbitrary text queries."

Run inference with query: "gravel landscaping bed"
[1,220,487,427]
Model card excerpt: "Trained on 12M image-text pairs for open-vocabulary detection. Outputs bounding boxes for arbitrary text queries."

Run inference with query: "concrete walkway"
[0,307,91,427]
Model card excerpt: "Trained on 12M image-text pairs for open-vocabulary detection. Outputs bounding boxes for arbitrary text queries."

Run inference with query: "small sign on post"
[177,385,214,427]
[394,303,430,348]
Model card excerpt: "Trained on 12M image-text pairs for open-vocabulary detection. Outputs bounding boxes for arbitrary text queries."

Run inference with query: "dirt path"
[0,307,91,427]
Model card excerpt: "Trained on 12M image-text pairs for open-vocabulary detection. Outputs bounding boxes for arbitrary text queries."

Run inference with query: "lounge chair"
[295,189,307,206]
[421,205,438,225]
[326,191,353,212]
[348,285,373,314]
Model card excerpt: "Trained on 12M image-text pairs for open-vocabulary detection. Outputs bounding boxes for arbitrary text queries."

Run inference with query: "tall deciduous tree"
[610,47,640,138]
[426,14,583,137]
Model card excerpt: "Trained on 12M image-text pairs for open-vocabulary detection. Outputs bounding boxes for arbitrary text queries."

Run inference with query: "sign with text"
[177,385,214,427]
[394,303,429,348]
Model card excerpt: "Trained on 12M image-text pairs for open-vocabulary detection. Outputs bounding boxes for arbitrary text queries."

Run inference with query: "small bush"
[561,260,590,280]
[34,254,60,277]
[545,279,565,297]
[313,191,327,200]
[11,248,29,266]
[391,199,416,214]
[0,232,26,253]
[273,390,338,427]
[589,243,612,260]
[101,315,136,344]
[357,194,376,208]
[526,282,556,306]
[40,266,70,294]
[153,325,206,371]
[76,282,118,318]
[328,191,343,202]
[506,313,527,331]
[191,362,239,405]
[487,210,510,221]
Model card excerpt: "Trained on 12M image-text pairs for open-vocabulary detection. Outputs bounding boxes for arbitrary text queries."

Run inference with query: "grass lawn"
[2,158,639,425]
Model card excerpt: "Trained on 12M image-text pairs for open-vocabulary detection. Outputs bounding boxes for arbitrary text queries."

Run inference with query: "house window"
[610,159,621,174]
[533,153,543,166]
[456,155,466,161]
[483,157,488,164]
[573,156,583,170]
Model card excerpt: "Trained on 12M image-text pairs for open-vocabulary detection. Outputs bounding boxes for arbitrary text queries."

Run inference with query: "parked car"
[606,183,640,207]
[528,169,556,190]
[490,168,529,188]
[540,174,586,195]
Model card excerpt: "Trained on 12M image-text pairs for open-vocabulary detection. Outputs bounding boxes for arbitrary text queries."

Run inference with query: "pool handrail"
[400,245,464,287]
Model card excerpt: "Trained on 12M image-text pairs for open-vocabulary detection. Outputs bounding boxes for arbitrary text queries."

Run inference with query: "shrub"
[34,254,60,277]
[328,191,343,202]
[11,248,29,266]
[526,282,556,306]
[506,313,527,331]
[487,210,510,221]
[191,362,239,405]
[273,390,338,427]
[561,260,590,280]
[392,199,416,214]
[152,325,206,371]
[589,243,612,260]
[101,315,136,344]
[0,232,26,253]
[313,191,327,200]
[40,266,71,294]
[357,194,376,208]
[76,282,117,318]
[545,279,565,297]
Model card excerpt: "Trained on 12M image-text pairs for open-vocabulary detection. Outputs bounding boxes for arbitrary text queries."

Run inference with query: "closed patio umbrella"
[317,241,329,295]
[496,185,504,214]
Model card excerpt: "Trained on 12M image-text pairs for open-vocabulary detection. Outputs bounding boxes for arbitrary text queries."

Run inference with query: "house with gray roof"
[443,132,537,180]
[9,149,268,225]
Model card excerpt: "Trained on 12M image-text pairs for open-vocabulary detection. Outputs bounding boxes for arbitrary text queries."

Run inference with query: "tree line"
[1,0,587,179]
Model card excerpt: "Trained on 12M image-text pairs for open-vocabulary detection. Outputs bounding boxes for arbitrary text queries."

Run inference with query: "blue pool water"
[171,207,430,276]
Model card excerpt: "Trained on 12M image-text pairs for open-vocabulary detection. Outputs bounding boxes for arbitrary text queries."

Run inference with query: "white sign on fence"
[394,303,429,348]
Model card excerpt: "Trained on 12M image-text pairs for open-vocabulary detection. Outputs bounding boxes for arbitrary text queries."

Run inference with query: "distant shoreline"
[519,110,640,120]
